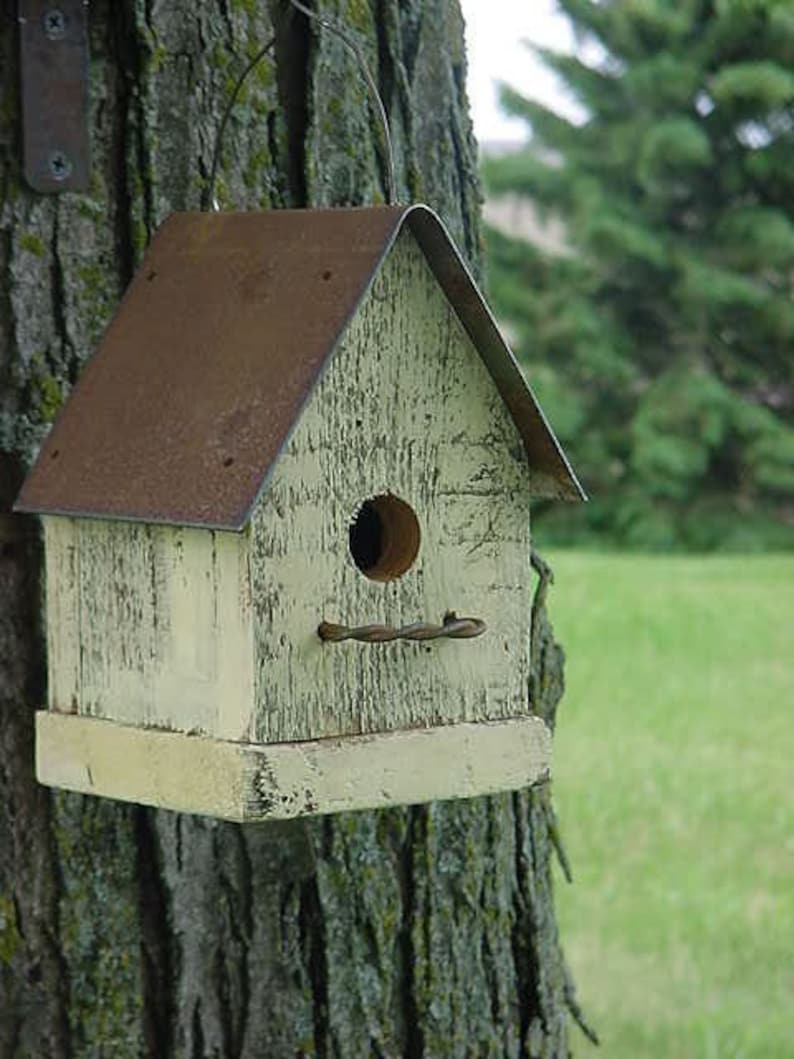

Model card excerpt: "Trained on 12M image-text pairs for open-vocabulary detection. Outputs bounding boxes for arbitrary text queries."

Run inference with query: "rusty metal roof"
[15,205,585,530]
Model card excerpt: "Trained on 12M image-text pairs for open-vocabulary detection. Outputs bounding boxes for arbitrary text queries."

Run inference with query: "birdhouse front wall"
[250,228,533,744]
[39,228,535,753]
[43,515,255,740]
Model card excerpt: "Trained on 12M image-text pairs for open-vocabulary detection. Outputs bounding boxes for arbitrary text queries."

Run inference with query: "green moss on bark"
[0,895,20,965]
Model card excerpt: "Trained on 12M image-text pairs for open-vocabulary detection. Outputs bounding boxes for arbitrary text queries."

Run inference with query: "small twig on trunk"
[530,545,554,659]
[564,962,600,1046]
[543,791,573,884]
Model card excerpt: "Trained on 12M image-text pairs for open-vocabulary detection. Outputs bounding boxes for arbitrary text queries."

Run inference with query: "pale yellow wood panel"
[44,517,81,712]
[74,518,157,719]
[213,529,255,741]
[36,711,551,821]
[47,518,254,739]
[251,227,533,742]
[149,525,219,734]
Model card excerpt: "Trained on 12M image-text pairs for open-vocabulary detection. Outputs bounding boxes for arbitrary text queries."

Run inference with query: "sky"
[458,0,581,146]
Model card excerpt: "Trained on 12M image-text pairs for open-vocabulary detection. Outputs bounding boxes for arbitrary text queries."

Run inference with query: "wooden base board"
[36,711,552,822]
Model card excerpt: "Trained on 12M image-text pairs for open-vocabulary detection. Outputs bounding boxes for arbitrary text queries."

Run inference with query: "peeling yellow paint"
[250,228,532,742]
[44,519,254,740]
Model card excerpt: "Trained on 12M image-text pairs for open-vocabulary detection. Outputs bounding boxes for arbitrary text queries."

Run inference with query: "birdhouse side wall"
[43,516,254,740]
[250,228,533,744]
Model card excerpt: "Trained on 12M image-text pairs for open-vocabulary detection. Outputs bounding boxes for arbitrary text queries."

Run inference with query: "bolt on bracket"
[19,0,90,193]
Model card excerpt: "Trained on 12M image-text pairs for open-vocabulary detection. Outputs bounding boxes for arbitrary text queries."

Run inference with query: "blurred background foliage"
[482,0,794,551]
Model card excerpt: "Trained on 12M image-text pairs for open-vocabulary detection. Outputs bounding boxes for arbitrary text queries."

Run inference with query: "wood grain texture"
[44,517,254,740]
[36,710,551,821]
[251,227,533,743]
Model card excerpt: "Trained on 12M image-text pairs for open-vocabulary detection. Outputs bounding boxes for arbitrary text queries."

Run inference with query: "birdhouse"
[15,205,584,821]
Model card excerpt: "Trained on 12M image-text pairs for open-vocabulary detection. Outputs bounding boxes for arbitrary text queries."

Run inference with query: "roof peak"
[16,205,584,529]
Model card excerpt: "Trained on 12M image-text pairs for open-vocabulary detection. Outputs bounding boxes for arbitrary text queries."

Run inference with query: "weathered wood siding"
[42,230,532,749]
[44,517,254,740]
[251,228,532,743]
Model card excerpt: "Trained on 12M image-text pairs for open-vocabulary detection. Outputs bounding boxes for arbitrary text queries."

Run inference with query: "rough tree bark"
[0,2,582,1056]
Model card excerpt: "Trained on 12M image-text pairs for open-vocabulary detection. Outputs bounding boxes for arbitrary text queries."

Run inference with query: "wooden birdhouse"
[15,205,584,821]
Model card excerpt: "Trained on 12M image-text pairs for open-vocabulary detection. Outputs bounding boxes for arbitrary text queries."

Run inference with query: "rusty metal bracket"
[19,0,90,193]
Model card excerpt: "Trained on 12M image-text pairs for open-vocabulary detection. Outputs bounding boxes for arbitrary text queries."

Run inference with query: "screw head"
[43,8,67,40]
[47,150,72,182]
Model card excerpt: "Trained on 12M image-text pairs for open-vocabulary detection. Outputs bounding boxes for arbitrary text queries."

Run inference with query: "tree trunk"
[0,2,578,1055]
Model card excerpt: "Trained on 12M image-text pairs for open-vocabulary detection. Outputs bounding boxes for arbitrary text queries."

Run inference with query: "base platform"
[36,710,551,821]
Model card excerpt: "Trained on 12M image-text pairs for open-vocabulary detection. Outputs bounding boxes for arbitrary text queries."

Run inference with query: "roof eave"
[403,205,586,502]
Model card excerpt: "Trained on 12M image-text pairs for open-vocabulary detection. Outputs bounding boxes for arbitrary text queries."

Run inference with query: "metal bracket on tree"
[18,0,90,193]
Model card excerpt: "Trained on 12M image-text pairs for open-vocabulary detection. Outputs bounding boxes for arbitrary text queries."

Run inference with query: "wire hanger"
[204,0,396,211]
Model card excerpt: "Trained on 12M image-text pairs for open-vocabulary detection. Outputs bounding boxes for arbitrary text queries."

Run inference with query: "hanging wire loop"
[204,1,397,211]
[204,35,276,211]
[318,613,487,644]
[288,0,396,205]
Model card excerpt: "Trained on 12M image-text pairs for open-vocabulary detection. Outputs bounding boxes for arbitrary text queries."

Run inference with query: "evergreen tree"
[484,0,794,550]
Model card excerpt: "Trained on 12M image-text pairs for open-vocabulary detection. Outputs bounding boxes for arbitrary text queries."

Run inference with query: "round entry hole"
[349,494,420,582]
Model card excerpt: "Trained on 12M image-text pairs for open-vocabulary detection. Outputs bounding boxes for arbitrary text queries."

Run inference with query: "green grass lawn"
[544,552,794,1059]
